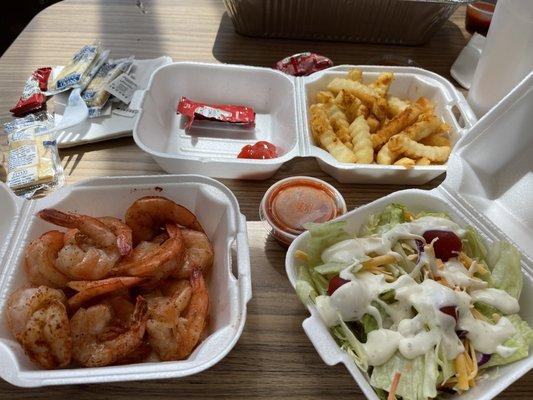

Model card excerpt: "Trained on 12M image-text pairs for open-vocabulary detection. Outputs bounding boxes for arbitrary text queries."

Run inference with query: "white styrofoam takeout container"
[285,72,533,399]
[0,175,252,387]
[131,63,477,184]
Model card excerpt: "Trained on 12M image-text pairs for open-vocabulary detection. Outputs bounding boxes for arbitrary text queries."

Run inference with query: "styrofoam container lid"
[131,62,477,184]
[0,175,252,387]
[285,72,533,399]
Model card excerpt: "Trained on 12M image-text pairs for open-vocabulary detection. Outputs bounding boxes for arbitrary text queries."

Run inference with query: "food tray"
[132,63,477,184]
[223,0,473,45]
[0,175,252,387]
[285,72,533,399]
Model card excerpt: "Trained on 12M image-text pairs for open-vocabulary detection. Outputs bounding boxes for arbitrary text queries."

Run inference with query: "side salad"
[294,204,533,400]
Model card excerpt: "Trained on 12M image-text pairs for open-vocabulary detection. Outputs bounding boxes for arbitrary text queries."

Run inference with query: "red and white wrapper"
[274,52,333,76]
[177,97,255,129]
[10,67,52,117]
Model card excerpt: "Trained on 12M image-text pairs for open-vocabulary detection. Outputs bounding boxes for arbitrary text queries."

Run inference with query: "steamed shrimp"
[67,276,145,311]
[115,224,184,283]
[124,196,204,245]
[146,268,209,360]
[38,209,131,280]
[25,230,69,288]
[172,229,214,279]
[70,296,148,367]
[6,287,71,369]
[146,279,192,323]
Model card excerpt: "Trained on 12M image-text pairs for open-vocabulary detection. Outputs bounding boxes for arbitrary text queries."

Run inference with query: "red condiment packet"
[10,67,52,117]
[274,52,333,76]
[177,97,255,130]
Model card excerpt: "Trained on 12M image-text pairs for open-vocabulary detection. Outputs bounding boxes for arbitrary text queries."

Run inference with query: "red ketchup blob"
[423,230,462,261]
[237,141,278,159]
[328,276,350,296]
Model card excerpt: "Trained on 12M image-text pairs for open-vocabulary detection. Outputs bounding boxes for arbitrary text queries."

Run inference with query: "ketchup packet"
[274,52,333,76]
[177,97,255,129]
[10,67,52,117]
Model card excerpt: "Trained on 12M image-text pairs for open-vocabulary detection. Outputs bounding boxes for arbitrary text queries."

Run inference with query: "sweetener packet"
[177,97,255,129]
[82,57,134,116]
[10,67,52,117]
[2,112,65,198]
[47,43,109,94]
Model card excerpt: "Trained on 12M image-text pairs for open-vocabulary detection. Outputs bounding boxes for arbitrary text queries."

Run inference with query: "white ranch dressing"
[469,288,520,314]
[321,216,465,267]
[315,217,520,367]
[439,259,487,289]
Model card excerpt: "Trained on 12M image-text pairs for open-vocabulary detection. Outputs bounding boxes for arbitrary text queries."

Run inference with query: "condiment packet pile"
[1,112,64,199]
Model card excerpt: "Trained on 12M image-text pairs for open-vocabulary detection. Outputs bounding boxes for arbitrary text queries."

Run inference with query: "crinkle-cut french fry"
[415,157,431,165]
[389,134,451,163]
[310,104,357,163]
[401,114,441,141]
[371,101,424,149]
[376,141,399,165]
[316,90,334,104]
[394,157,416,169]
[348,116,373,164]
[327,103,352,145]
[369,72,393,98]
[387,96,409,117]
[327,78,388,122]
[366,115,380,133]
[347,68,362,82]
[357,104,370,118]
[335,90,362,122]
[420,131,451,147]
[416,96,435,114]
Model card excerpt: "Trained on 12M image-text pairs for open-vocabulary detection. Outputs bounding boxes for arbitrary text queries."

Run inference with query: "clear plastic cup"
[467,0,533,117]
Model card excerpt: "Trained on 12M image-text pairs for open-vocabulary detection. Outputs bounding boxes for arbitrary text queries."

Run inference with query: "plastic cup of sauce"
[466,1,496,36]
[259,176,347,246]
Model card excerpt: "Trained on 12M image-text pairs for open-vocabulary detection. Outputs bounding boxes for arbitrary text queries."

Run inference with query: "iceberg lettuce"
[360,203,407,236]
[487,242,522,299]
[481,314,533,369]
[370,351,438,400]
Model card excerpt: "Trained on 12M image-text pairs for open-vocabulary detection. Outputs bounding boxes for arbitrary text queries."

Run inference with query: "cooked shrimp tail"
[175,268,209,359]
[98,216,133,256]
[38,209,117,249]
[125,196,204,244]
[67,276,145,311]
[71,296,148,367]
[115,224,184,280]
[25,230,69,288]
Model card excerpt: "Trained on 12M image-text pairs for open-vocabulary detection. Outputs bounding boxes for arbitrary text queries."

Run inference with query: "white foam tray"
[0,175,252,387]
[286,72,533,399]
[131,63,477,184]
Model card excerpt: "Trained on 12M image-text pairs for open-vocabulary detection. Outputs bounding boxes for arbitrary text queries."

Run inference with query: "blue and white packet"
[46,43,109,95]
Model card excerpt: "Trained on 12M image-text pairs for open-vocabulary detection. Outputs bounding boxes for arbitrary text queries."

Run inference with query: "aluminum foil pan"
[224,0,473,45]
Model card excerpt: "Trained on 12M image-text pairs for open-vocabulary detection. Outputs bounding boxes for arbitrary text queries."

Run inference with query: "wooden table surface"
[0,1,531,398]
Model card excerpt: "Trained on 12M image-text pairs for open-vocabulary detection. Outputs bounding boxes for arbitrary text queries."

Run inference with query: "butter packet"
[82,57,134,117]
[2,112,65,198]
[47,43,109,95]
